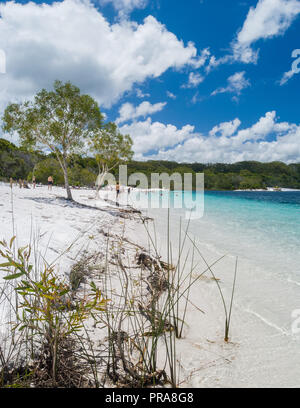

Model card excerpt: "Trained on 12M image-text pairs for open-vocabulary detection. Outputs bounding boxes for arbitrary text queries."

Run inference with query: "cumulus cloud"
[182,72,204,89]
[99,0,148,17]
[166,91,176,99]
[211,71,250,98]
[0,0,198,111]
[122,112,300,163]
[119,118,197,156]
[136,88,150,98]
[209,118,241,137]
[232,0,300,63]
[116,100,166,124]
[206,0,300,72]
[205,54,232,73]
[189,47,210,69]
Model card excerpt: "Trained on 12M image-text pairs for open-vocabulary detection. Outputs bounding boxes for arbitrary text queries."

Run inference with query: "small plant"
[69,255,93,291]
[0,237,107,387]
[186,233,238,343]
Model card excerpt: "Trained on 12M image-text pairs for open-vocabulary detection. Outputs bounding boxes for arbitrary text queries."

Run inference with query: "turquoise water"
[188,191,300,277]
[143,190,300,385]
[147,190,300,278]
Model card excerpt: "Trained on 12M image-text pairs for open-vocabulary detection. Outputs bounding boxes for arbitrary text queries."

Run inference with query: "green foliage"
[68,165,96,187]
[0,138,44,180]
[34,158,64,185]
[89,121,133,174]
[34,158,97,187]
[0,237,107,386]
[1,135,300,189]
[0,138,18,152]
[126,160,300,190]
[2,80,104,199]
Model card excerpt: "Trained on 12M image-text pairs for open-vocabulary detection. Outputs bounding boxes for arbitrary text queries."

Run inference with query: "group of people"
[9,175,54,190]
[9,178,30,189]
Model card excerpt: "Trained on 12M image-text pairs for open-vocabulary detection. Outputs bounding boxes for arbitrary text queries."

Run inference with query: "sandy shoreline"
[1,183,300,387]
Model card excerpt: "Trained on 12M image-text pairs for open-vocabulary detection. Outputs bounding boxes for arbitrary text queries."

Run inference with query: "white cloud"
[209,119,241,137]
[189,47,210,69]
[0,49,6,74]
[100,0,147,16]
[116,100,166,124]
[233,0,300,63]
[136,88,150,98]
[205,54,232,73]
[119,118,197,155]
[191,92,201,104]
[123,112,300,163]
[166,91,176,99]
[205,0,300,72]
[182,72,204,89]
[0,0,197,112]
[211,71,250,98]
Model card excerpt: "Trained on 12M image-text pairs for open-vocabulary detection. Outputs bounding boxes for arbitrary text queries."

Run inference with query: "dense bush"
[0,139,44,180]
[33,158,97,187]
[1,138,300,190]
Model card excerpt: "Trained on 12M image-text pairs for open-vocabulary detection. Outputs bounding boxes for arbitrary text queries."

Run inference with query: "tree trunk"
[62,159,73,201]
[95,171,107,199]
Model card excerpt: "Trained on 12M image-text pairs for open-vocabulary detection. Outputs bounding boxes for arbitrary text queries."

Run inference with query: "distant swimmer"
[48,176,53,191]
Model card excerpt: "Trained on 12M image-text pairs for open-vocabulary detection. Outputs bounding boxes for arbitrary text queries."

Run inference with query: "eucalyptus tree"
[89,122,133,197]
[2,80,104,200]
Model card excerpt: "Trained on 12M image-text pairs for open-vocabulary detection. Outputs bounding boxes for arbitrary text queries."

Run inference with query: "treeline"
[1,138,300,190]
[127,160,300,190]
[0,138,98,187]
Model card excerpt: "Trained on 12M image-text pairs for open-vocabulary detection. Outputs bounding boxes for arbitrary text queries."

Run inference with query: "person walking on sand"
[18,178,23,189]
[116,183,120,205]
[32,176,36,189]
[48,176,53,191]
[9,177,13,189]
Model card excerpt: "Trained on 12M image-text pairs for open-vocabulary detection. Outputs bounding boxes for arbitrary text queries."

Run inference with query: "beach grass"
[0,186,238,388]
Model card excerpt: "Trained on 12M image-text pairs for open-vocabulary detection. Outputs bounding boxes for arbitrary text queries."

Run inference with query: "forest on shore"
[1,137,300,190]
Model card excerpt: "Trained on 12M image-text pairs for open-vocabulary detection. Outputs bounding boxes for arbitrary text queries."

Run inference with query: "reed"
[0,195,238,388]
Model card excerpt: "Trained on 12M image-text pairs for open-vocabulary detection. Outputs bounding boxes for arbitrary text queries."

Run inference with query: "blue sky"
[0,0,300,163]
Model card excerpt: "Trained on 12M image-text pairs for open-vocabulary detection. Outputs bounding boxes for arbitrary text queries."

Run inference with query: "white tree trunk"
[62,159,73,200]
[95,171,107,199]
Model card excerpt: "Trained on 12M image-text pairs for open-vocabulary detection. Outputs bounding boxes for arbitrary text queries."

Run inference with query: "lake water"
[138,190,300,386]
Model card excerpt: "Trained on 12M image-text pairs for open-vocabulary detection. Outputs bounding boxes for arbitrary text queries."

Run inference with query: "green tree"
[34,158,64,185]
[89,122,133,197]
[2,81,103,200]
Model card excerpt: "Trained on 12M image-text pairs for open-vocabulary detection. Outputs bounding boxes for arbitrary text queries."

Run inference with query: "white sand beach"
[1,183,300,388]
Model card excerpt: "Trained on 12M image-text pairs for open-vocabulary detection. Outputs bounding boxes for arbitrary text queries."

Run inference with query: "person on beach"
[116,183,120,198]
[32,176,36,189]
[48,176,53,191]
[9,177,13,189]
[18,178,23,189]
[23,180,29,189]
